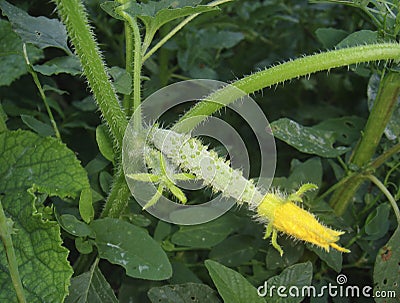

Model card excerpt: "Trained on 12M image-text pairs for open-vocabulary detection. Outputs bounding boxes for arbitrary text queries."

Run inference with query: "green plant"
[0,0,399,302]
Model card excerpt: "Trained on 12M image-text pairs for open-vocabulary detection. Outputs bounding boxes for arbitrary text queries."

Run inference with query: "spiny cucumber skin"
[150,128,264,205]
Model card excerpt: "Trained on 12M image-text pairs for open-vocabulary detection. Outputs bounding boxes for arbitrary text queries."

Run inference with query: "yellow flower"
[256,184,350,256]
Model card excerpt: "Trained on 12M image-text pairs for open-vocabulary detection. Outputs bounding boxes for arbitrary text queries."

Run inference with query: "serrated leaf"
[90,218,172,280]
[0,130,90,302]
[96,124,114,163]
[205,259,265,303]
[271,118,349,157]
[148,283,221,303]
[209,235,260,267]
[171,213,240,248]
[262,262,313,303]
[33,56,81,76]
[368,73,400,140]
[20,114,55,137]
[0,19,43,86]
[65,262,118,303]
[0,0,72,54]
[373,227,400,303]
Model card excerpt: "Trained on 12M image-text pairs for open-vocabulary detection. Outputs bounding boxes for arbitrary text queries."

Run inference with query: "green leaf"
[65,262,118,303]
[33,56,81,76]
[90,218,172,280]
[73,96,98,112]
[96,124,115,163]
[169,262,202,284]
[121,0,218,45]
[171,213,241,248]
[313,116,365,145]
[148,283,221,303]
[20,114,55,137]
[266,238,304,270]
[315,27,348,48]
[58,214,94,237]
[263,262,313,303]
[0,0,72,54]
[306,244,342,273]
[209,235,260,267]
[368,74,400,140]
[373,227,400,303]
[79,187,94,223]
[0,130,90,302]
[364,203,391,240]
[336,30,377,48]
[205,259,265,303]
[109,66,132,95]
[75,237,94,255]
[0,19,43,86]
[287,158,322,195]
[270,118,349,157]
[0,104,7,133]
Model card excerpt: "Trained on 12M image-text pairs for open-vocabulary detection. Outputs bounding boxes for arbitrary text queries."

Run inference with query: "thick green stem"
[23,44,61,140]
[53,0,127,146]
[172,43,400,132]
[331,72,400,215]
[351,72,400,166]
[0,200,26,303]
[101,168,131,218]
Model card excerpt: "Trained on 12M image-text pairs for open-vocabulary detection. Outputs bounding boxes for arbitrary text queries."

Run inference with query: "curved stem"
[0,200,26,303]
[116,8,142,127]
[367,174,400,226]
[172,43,400,133]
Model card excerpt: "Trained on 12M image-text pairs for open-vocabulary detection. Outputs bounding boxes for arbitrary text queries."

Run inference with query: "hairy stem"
[116,6,142,122]
[172,43,400,132]
[23,44,61,140]
[331,71,400,215]
[53,0,127,146]
[0,200,26,303]
[101,167,131,218]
